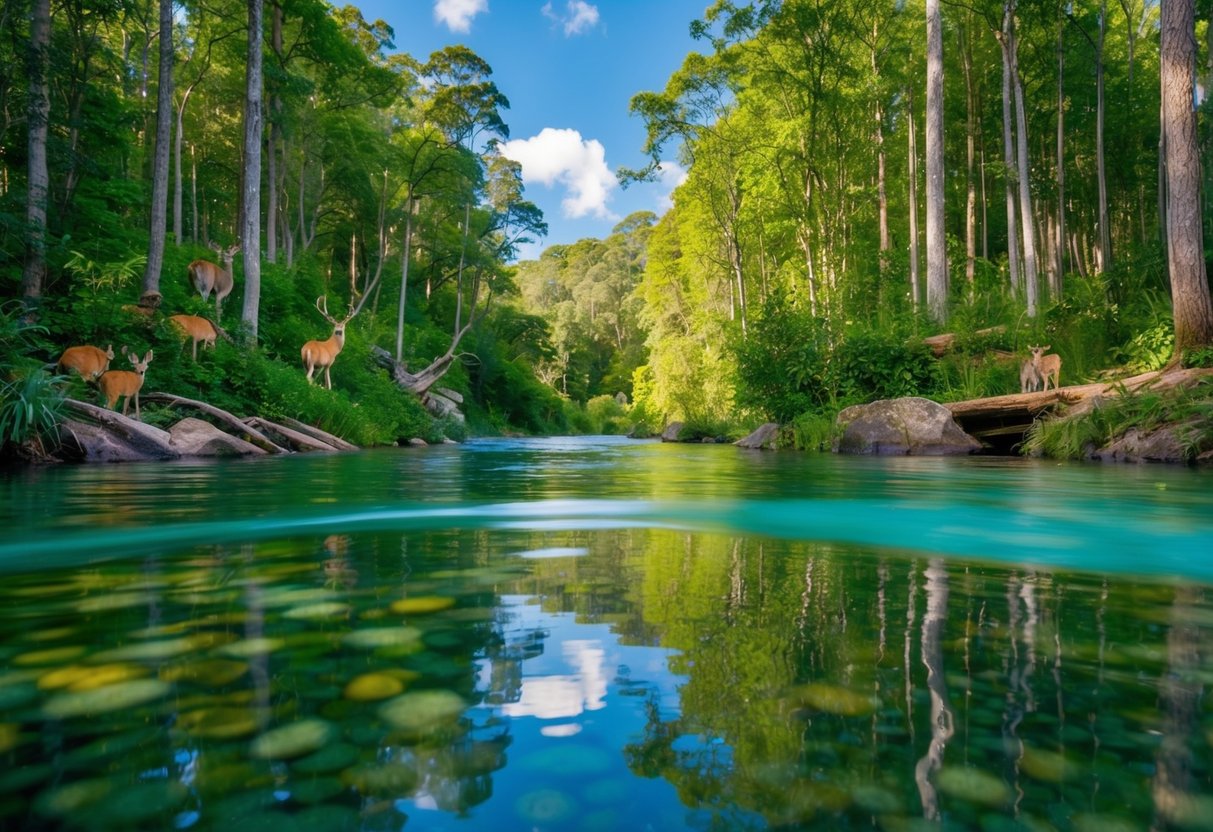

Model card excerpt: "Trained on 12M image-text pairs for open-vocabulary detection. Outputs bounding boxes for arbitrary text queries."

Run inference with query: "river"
[0,437,1211,830]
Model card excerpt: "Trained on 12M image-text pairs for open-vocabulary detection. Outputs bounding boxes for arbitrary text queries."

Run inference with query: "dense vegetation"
[3,0,1213,460]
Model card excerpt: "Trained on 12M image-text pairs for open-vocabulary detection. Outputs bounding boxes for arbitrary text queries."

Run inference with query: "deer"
[301,296,354,390]
[187,243,239,319]
[98,348,153,420]
[56,344,114,383]
[1019,355,1042,393]
[1027,345,1062,392]
[168,314,220,361]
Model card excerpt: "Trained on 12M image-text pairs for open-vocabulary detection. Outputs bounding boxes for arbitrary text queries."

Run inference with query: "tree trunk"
[961,17,976,293]
[240,0,264,340]
[1011,14,1039,316]
[1096,0,1112,273]
[396,194,414,362]
[908,90,921,310]
[190,144,199,243]
[925,0,947,323]
[265,0,282,263]
[1161,0,1213,351]
[999,8,1021,300]
[22,0,51,308]
[141,0,174,304]
[1055,15,1066,291]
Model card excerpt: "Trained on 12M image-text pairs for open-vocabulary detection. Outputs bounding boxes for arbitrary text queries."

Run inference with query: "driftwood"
[281,417,359,451]
[244,417,338,453]
[141,392,287,454]
[371,345,458,395]
[60,399,180,459]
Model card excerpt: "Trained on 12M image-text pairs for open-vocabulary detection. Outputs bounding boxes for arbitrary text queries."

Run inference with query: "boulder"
[736,422,781,450]
[169,417,266,458]
[1094,424,1192,464]
[423,391,465,424]
[660,422,685,442]
[435,387,464,405]
[834,397,981,456]
[407,437,428,447]
[56,418,180,463]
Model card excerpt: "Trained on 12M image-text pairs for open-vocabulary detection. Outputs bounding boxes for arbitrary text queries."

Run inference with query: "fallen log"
[281,417,359,451]
[60,399,180,460]
[141,392,287,454]
[921,325,1007,357]
[244,416,339,452]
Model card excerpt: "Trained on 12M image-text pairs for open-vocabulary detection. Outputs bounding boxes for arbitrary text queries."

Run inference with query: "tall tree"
[21,0,51,308]
[141,0,174,306]
[241,0,264,338]
[1010,6,1038,315]
[1160,0,1213,351]
[925,0,947,323]
[998,3,1022,300]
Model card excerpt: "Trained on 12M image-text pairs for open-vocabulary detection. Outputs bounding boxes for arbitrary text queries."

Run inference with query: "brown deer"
[1028,345,1062,392]
[187,243,239,319]
[301,296,353,389]
[56,344,114,382]
[168,314,219,361]
[99,348,153,419]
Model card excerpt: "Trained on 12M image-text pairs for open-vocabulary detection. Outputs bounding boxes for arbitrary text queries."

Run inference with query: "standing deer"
[301,296,353,389]
[1019,355,1041,393]
[56,344,114,382]
[187,243,239,319]
[168,314,219,361]
[1028,345,1062,392]
[99,348,153,419]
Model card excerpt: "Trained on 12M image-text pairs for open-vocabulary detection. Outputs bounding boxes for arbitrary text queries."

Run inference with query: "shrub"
[731,293,830,423]
[829,330,938,404]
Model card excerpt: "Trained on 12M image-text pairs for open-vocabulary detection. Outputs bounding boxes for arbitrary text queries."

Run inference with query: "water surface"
[0,438,1211,830]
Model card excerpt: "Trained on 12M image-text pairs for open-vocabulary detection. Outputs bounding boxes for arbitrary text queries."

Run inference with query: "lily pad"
[160,659,248,687]
[341,627,423,651]
[343,764,419,796]
[292,742,360,775]
[935,766,1012,808]
[92,637,199,663]
[12,646,88,667]
[176,707,261,740]
[516,789,577,825]
[39,663,148,692]
[218,637,286,659]
[249,719,335,760]
[34,778,113,816]
[43,679,171,719]
[377,689,466,733]
[1020,747,1079,783]
[389,596,456,615]
[283,602,350,621]
[344,673,405,701]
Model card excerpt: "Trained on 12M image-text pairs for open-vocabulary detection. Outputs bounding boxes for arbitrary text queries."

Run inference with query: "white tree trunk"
[925,0,948,323]
[141,0,174,303]
[240,0,264,339]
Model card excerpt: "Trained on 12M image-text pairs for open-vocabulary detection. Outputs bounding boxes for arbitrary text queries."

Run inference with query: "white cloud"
[434,0,487,33]
[541,0,601,36]
[500,128,617,220]
[655,161,688,211]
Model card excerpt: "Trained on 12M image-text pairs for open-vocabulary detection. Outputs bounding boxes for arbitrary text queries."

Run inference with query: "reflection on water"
[0,438,1211,830]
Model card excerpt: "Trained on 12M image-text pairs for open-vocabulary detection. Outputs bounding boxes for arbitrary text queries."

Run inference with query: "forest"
[2,0,1213,459]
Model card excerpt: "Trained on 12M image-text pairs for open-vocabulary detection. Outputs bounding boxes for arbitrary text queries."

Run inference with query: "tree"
[21,0,51,309]
[140,0,174,306]
[240,0,263,339]
[925,0,947,323]
[1160,0,1213,352]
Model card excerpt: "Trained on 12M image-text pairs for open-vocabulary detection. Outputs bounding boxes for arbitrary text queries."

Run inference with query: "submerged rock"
[834,397,981,456]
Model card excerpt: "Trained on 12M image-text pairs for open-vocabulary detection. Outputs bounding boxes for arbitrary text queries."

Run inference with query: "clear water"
[1,437,1211,831]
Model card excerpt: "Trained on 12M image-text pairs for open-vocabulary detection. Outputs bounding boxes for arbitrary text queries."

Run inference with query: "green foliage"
[731,293,829,423]
[787,412,835,452]
[829,330,938,405]
[584,394,629,435]
[0,302,64,457]
[1024,380,1213,462]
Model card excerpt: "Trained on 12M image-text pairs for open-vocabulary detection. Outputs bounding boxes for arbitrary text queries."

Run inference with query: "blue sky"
[354,0,705,259]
